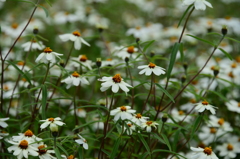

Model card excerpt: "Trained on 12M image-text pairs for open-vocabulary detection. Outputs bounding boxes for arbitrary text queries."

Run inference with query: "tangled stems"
[126,61,135,108]
[98,93,114,159]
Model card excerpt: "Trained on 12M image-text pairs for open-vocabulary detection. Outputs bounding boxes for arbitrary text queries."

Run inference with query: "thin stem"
[136,41,149,63]
[73,85,80,126]
[141,74,154,114]
[126,61,135,108]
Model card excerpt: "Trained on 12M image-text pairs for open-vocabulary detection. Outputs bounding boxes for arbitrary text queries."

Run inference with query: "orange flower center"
[202,101,209,105]
[190,99,196,103]
[218,118,224,126]
[67,155,74,159]
[19,140,28,149]
[228,72,234,78]
[127,123,132,127]
[146,121,153,126]
[72,71,80,77]
[135,26,141,30]
[227,144,233,151]
[120,106,127,111]
[48,118,54,122]
[148,62,156,68]
[127,46,135,54]
[203,147,212,155]
[72,31,81,37]
[21,78,27,82]
[44,47,52,53]
[17,61,25,66]
[178,110,184,115]
[238,103,240,107]
[191,80,198,85]
[210,127,217,134]
[11,23,18,29]
[135,113,142,119]
[38,145,47,155]
[112,74,122,83]
[3,85,9,91]
[24,130,34,137]
[106,58,112,61]
[80,55,88,62]
[231,63,237,68]
[235,56,240,63]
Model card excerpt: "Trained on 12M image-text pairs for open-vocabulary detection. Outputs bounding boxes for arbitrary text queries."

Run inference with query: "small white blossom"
[39,117,65,130]
[35,47,62,64]
[110,106,136,121]
[61,71,89,89]
[0,117,9,128]
[190,146,218,159]
[141,121,159,132]
[59,31,90,50]
[138,62,166,76]
[195,101,217,114]
[12,129,42,142]
[37,143,56,159]
[21,40,45,52]
[183,0,213,10]
[122,121,136,135]
[131,113,149,127]
[75,134,88,150]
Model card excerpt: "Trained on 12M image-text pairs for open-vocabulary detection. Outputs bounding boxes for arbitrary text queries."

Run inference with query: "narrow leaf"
[109,137,121,159]
[179,43,184,63]
[218,48,233,60]
[190,115,202,139]
[137,134,151,155]
[53,147,62,159]
[41,84,47,119]
[208,90,228,102]
[167,42,180,79]
[143,40,155,52]
[186,34,215,46]
[177,5,193,27]
[155,83,175,103]
[161,133,172,151]
[225,36,240,44]
[37,5,49,17]
[152,149,187,159]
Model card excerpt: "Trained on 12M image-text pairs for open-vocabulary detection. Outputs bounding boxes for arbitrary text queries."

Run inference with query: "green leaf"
[45,0,52,6]
[109,137,121,159]
[167,42,180,79]
[225,36,240,44]
[190,115,203,139]
[186,34,215,46]
[161,133,172,151]
[56,142,68,157]
[208,90,228,102]
[155,83,175,103]
[6,60,32,86]
[36,35,49,42]
[179,43,184,63]
[152,149,187,159]
[37,5,49,17]
[41,84,47,119]
[218,48,233,60]
[13,0,35,5]
[206,32,222,36]
[143,40,155,52]
[102,149,111,156]
[177,5,193,27]
[137,134,151,155]
[73,121,100,131]
[53,147,62,159]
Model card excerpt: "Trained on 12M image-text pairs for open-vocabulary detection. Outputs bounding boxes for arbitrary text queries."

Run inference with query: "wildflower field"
[1,0,240,158]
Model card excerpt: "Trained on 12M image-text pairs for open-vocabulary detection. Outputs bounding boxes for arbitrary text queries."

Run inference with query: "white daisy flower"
[116,46,139,60]
[70,55,93,71]
[138,62,166,76]
[123,121,136,135]
[37,144,56,159]
[110,106,136,121]
[21,40,45,52]
[190,146,218,159]
[0,131,9,139]
[7,138,39,159]
[141,121,159,132]
[195,101,217,114]
[131,113,149,127]
[225,100,240,113]
[61,155,78,159]
[12,129,42,142]
[39,117,65,130]
[0,117,9,128]
[59,31,90,50]
[99,74,132,94]
[61,71,89,89]
[183,0,213,10]
[75,134,88,150]
[35,47,63,64]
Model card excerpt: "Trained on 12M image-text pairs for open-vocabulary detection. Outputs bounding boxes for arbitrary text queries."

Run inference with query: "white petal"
[80,38,90,46]
[46,53,53,61]
[35,53,45,62]
[74,38,81,50]
[112,84,119,93]
[59,34,71,42]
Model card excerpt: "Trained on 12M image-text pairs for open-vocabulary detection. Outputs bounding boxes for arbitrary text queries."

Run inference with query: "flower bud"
[150,51,155,58]
[136,38,140,43]
[213,66,220,77]
[183,62,188,71]
[60,60,65,67]
[125,57,129,63]
[181,75,186,83]
[96,58,102,68]
[162,113,168,123]
[33,27,39,35]
[222,26,227,36]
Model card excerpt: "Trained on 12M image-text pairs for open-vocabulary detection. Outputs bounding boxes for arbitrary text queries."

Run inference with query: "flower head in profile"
[75,134,88,150]
[99,74,132,94]
[37,143,56,159]
[0,117,9,128]
[195,100,217,114]
[122,121,136,135]
[61,71,89,89]
[12,129,42,142]
[141,121,159,132]
[138,62,166,76]
[190,146,218,159]
[183,0,213,10]
[110,106,136,121]
[21,40,45,52]
[35,47,62,64]
[39,117,65,130]
[59,31,90,50]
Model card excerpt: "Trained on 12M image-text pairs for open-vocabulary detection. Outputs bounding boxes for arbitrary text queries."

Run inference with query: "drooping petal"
[74,38,81,50]
[80,38,90,46]
[46,53,53,61]
[35,53,45,62]
[112,84,119,93]
[59,34,72,42]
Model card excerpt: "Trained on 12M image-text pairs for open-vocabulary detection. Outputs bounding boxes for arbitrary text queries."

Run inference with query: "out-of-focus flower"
[190,146,218,159]
[225,99,240,113]
[61,154,78,159]
[168,109,192,123]
[59,31,90,50]
[115,46,139,60]
[0,117,9,128]
[12,129,42,142]
[131,113,149,127]
[70,55,93,71]
[61,71,89,89]
[141,121,159,132]
[183,0,213,10]
[138,62,166,76]
[195,101,217,114]
[75,134,88,150]
[21,40,45,52]
[39,117,65,130]
[37,143,56,159]
[216,142,240,159]
[99,74,132,94]
[122,121,136,135]
[35,47,62,64]
[110,106,136,121]
[0,131,9,139]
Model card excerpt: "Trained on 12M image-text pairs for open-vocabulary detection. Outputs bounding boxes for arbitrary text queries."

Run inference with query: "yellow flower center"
[67,155,74,159]
[112,74,122,83]
[210,127,217,134]
[135,113,142,119]
[38,145,47,155]
[203,147,212,155]
[19,140,28,149]
[202,101,209,105]
[43,47,52,53]
[127,123,132,127]
[235,56,240,63]
[3,85,9,91]
[80,55,88,62]
[227,144,233,151]
[120,106,127,111]
[218,118,224,126]
[21,78,27,82]
[190,99,196,103]
[238,103,240,107]
[228,72,234,78]
[178,110,184,115]
[191,80,198,85]
[72,31,81,37]
[11,23,18,29]
[72,71,80,77]
[106,58,112,61]
[146,121,153,126]
[135,26,141,30]
[31,39,37,43]
[231,63,237,68]
[24,130,34,137]
[48,118,54,122]
[220,42,228,47]
[17,61,25,66]
[127,46,135,54]
[148,62,156,68]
